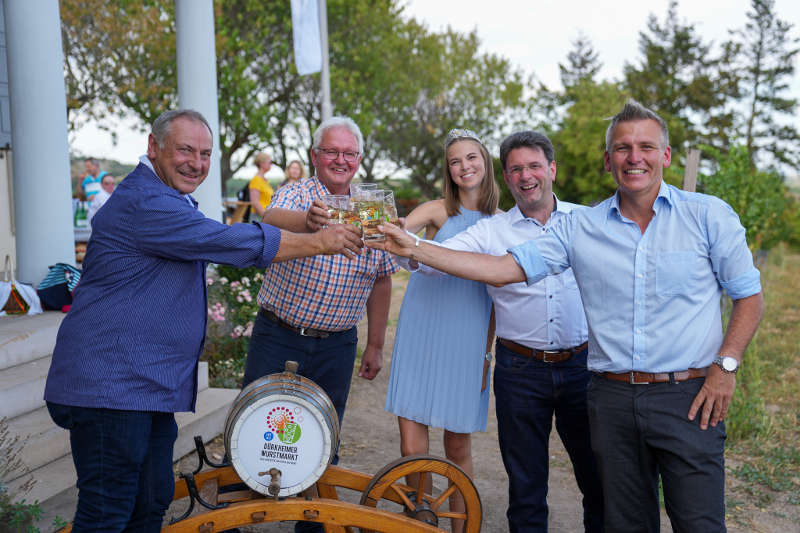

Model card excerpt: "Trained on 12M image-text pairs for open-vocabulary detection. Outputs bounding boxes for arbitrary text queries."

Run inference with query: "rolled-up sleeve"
[509,240,549,286]
[706,199,762,299]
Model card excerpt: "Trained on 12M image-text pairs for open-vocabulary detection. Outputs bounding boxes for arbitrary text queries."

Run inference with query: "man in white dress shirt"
[413,131,603,532]
[88,173,116,225]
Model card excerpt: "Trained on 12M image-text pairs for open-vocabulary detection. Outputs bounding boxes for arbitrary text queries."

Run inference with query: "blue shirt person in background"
[373,100,764,533]
[77,157,108,201]
[44,109,363,532]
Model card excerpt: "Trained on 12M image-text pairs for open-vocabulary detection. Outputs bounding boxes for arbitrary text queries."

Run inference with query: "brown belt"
[601,367,708,384]
[259,308,332,338]
[498,338,588,363]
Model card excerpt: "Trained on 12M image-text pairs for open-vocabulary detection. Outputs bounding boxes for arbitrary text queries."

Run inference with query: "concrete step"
[2,361,213,485]
[22,385,238,528]
[3,405,69,483]
[173,386,238,464]
[0,355,50,420]
[0,311,63,370]
[0,358,209,424]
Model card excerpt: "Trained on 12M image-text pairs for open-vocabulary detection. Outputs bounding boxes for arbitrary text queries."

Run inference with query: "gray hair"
[605,100,669,150]
[499,131,556,169]
[151,109,212,149]
[312,116,364,154]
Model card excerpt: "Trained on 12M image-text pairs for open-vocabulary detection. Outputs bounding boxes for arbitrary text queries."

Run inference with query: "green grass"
[725,244,800,515]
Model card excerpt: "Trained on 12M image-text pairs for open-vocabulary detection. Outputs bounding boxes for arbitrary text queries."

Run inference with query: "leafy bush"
[202,265,263,388]
[699,145,789,252]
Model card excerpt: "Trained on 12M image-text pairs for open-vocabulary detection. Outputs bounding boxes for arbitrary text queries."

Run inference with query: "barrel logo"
[266,405,302,444]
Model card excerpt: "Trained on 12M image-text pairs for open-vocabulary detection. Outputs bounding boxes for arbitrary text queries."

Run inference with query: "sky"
[70,0,800,166]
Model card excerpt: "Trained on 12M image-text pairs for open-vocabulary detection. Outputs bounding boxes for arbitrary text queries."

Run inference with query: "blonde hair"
[443,138,499,216]
[254,152,271,167]
[284,160,307,180]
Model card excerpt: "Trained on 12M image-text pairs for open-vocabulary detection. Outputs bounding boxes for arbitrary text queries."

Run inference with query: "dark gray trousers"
[587,374,727,533]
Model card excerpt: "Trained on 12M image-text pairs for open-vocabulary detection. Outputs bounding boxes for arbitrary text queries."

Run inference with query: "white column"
[175,0,222,221]
[3,0,74,284]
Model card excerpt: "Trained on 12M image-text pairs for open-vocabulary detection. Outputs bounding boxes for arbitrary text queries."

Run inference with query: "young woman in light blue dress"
[385,129,500,531]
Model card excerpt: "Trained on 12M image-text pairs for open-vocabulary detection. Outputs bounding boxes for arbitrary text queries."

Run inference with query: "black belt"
[258,308,332,338]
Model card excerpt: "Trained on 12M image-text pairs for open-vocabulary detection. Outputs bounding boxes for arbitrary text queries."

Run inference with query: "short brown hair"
[606,99,669,150]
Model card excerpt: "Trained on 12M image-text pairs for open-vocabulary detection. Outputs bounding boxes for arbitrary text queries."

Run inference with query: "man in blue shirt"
[44,109,363,532]
[374,101,764,532]
[76,158,108,201]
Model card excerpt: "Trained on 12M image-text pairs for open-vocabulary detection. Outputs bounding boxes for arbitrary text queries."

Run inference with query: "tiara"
[445,128,483,148]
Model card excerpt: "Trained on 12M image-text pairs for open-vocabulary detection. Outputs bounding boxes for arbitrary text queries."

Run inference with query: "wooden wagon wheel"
[358,455,482,533]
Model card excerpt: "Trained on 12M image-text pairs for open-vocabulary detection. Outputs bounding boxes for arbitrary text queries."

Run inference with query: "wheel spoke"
[430,483,458,510]
[390,484,416,510]
[358,455,481,531]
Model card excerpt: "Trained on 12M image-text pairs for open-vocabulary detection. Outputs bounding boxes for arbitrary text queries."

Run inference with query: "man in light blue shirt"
[374,101,764,532]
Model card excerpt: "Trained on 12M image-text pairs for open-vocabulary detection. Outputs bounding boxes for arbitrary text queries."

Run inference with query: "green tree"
[373,26,526,198]
[559,32,602,95]
[61,0,177,130]
[728,0,800,169]
[551,80,629,204]
[62,0,524,199]
[622,1,738,156]
[700,144,789,252]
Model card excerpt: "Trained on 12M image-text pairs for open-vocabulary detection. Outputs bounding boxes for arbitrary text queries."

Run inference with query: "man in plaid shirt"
[243,117,397,452]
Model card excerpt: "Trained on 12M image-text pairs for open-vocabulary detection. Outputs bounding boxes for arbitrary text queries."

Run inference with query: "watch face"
[722,357,738,372]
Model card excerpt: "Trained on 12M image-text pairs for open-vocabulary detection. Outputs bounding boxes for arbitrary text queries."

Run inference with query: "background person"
[386,128,499,532]
[44,109,363,532]
[280,159,306,189]
[87,173,116,224]
[248,151,274,220]
[76,157,109,201]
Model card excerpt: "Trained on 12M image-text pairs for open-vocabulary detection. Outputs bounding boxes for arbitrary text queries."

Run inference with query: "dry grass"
[725,244,800,526]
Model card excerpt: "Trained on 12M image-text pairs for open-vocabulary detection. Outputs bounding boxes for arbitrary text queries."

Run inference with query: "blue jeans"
[243,311,358,533]
[587,375,726,533]
[493,342,604,533]
[47,402,177,532]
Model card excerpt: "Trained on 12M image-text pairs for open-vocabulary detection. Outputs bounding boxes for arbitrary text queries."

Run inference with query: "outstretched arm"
[272,225,364,262]
[688,292,765,429]
[263,199,330,233]
[369,222,525,287]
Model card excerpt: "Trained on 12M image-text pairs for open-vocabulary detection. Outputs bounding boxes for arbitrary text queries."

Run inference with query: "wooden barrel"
[224,362,339,497]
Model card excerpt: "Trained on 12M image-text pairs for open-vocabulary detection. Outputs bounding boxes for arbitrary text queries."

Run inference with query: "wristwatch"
[712,355,739,374]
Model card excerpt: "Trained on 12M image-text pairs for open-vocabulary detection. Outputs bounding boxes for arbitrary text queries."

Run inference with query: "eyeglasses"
[507,163,546,177]
[315,148,360,163]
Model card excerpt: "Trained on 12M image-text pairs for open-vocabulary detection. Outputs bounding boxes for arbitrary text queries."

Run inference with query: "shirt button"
[636,328,642,334]
[637,273,643,278]
[634,355,640,360]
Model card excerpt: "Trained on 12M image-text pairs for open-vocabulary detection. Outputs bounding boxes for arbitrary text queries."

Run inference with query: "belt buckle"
[299,327,309,337]
[542,350,560,363]
[629,371,649,384]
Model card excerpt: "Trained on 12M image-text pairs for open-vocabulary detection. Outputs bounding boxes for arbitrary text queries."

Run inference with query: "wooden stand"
[57,455,482,533]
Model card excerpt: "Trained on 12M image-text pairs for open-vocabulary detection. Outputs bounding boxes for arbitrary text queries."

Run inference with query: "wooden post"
[683,148,700,192]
